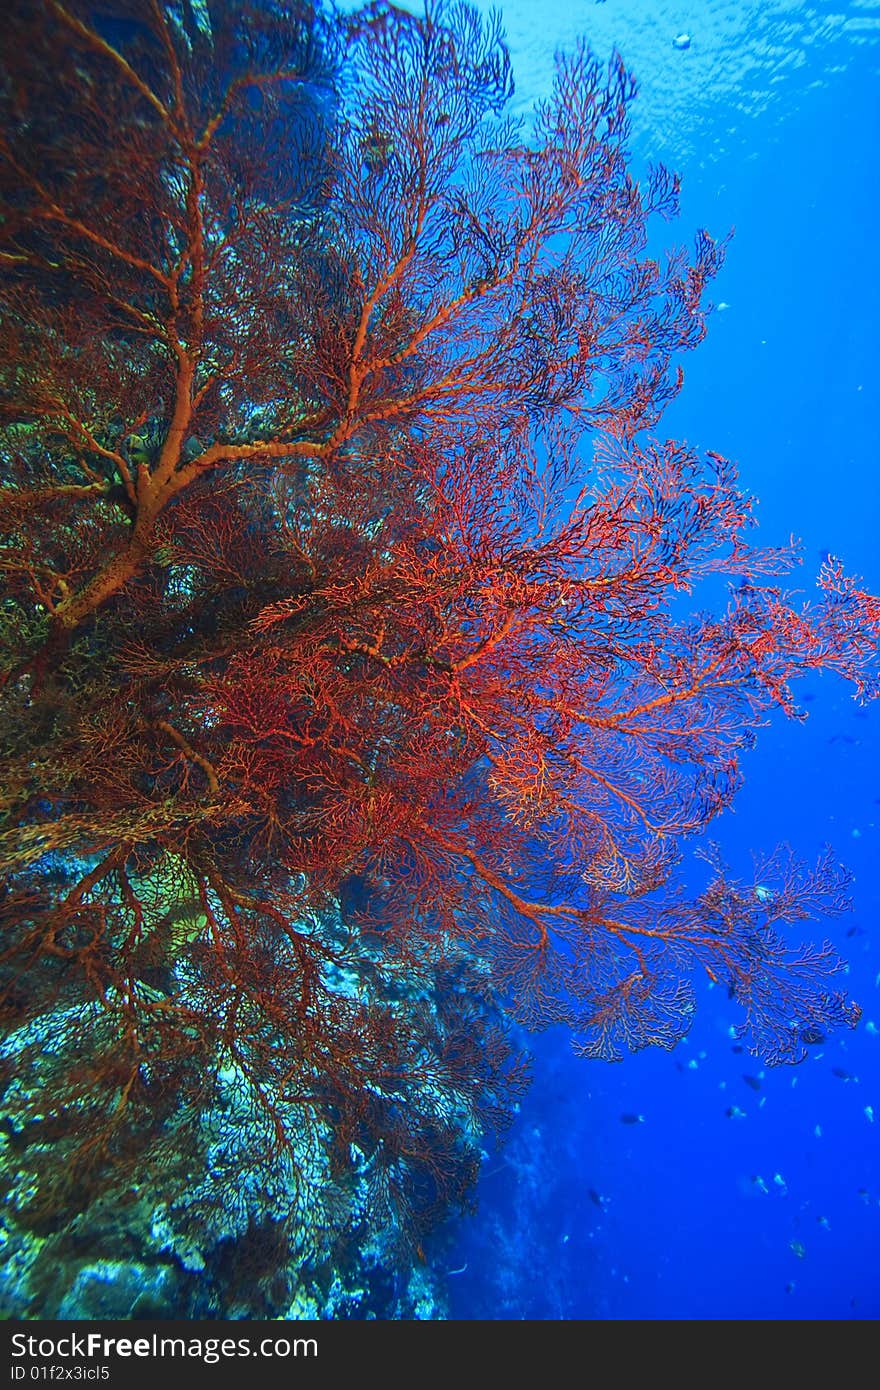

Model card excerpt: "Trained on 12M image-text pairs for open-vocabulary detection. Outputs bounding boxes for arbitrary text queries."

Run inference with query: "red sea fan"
[0,1,876,1285]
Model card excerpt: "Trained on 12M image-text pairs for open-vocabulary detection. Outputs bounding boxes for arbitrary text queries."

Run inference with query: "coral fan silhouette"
[0,0,877,1312]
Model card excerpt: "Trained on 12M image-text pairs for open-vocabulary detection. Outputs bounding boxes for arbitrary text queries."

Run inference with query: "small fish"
[620,1113,645,1125]
[773,1173,788,1195]
[730,1044,744,1054]
[831,1067,858,1082]
[846,925,866,938]
[752,1174,769,1194]
[799,1026,826,1046]
[588,1188,605,1209]
[687,1058,699,1070]
[866,1021,878,1037]
[742,1074,762,1092]
[726,1105,747,1120]
[754,884,775,904]
[790,1240,806,1259]
[785,1282,796,1294]
[817,1215,831,1231]
[672,32,692,50]
[814,1124,823,1138]
[865,1105,875,1124]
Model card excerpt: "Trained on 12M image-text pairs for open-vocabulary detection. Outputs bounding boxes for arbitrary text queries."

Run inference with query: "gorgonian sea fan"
[0,0,876,1240]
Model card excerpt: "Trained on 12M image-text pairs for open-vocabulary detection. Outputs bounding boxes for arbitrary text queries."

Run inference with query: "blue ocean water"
[440,0,880,1320]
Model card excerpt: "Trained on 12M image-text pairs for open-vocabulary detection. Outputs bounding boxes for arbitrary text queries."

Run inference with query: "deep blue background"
[440,0,880,1320]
